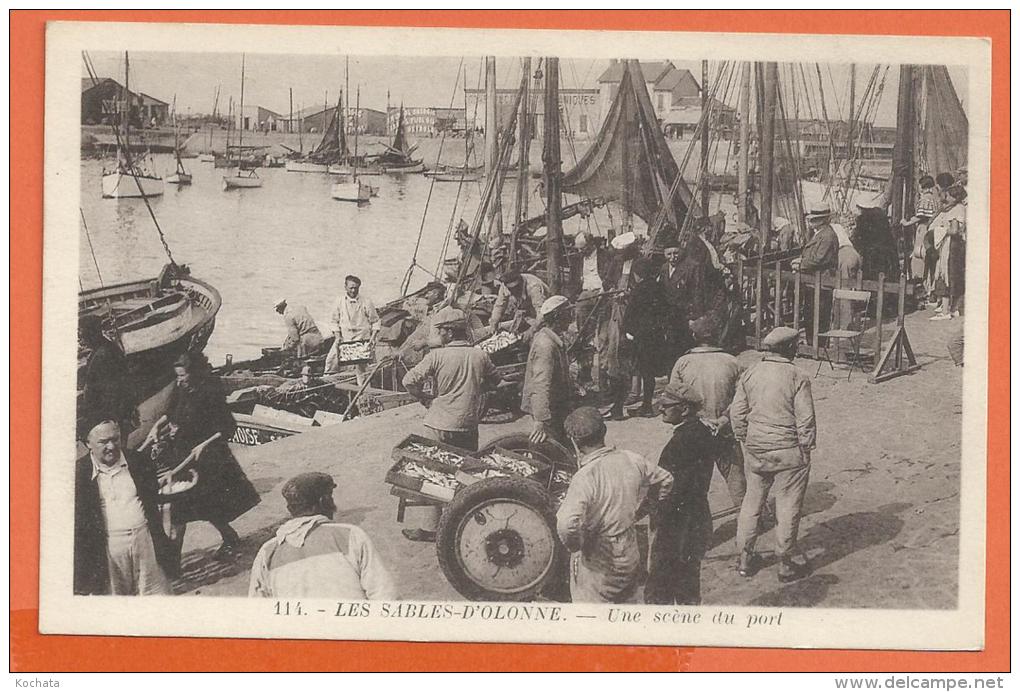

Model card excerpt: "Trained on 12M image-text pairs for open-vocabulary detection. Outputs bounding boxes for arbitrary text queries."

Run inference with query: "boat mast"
[847,64,857,164]
[756,62,778,346]
[237,54,246,168]
[737,62,752,224]
[700,60,710,217]
[345,56,350,166]
[171,94,184,174]
[891,64,916,234]
[543,57,563,293]
[514,57,532,229]
[484,56,502,238]
[354,85,360,181]
[122,51,130,169]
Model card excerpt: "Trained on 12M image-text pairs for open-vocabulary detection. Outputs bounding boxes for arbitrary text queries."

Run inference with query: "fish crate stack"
[385,434,553,503]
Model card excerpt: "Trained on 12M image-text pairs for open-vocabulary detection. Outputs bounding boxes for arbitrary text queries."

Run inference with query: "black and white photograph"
[41,21,990,649]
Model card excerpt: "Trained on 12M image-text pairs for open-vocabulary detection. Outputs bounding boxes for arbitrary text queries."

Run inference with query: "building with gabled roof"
[81,77,169,127]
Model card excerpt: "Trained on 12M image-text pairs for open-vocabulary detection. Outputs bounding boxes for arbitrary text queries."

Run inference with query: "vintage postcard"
[39,19,991,651]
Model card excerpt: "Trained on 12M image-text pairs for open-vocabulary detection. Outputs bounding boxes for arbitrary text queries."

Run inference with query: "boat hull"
[328,164,382,176]
[79,271,221,446]
[223,171,263,189]
[286,160,329,173]
[331,181,371,202]
[381,162,426,174]
[198,154,215,163]
[167,173,192,185]
[101,172,165,199]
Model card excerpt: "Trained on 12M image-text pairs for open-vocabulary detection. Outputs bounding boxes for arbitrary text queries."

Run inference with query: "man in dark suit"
[75,419,175,595]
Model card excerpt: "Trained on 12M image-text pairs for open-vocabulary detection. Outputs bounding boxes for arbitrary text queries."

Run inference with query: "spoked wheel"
[436,477,562,601]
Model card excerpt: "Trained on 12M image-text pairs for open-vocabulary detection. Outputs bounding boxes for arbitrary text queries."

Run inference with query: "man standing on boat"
[325,275,381,385]
[399,306,501,542]
[487,268,549,337]
[274,298,324,359]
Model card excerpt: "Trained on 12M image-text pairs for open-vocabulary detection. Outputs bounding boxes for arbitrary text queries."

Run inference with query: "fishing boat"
[286,92,348,174]
[331,84,375,203]
[198,153,215,163]
[374,105,426,174]
[166,96,192,185]
[222,55,263,190]
[100,52,164,199]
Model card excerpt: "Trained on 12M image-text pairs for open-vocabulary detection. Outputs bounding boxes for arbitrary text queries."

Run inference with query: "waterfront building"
[81,77,169,127]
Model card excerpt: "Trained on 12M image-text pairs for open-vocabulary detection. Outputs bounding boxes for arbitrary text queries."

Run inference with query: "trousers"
[735,447,810,558]
[106,525,171,595]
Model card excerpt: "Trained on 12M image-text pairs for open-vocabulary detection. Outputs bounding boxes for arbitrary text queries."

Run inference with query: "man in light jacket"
[730,326,816,583]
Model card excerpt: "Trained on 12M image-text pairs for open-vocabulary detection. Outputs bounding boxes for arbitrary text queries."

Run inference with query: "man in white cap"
[401,306,501,541]
[521,295,574,446]
[274,298,324,359]
[730,326,816,583]
[556,406,673,603]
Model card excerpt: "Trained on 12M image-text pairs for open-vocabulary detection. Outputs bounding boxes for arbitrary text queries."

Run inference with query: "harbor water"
[79,153,589,364]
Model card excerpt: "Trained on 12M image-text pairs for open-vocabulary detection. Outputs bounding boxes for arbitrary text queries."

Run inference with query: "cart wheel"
[437,477,561,601]
[479,432,576,471]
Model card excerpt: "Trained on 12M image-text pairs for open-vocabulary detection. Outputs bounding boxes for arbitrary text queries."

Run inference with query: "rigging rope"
[399,56,465,296]
[80,207,104,287]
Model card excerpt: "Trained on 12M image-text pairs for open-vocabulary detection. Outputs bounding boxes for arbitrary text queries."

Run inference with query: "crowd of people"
[74,170,965,602]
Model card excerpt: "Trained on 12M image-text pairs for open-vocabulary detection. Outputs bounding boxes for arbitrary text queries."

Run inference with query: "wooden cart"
[385,433,575,601]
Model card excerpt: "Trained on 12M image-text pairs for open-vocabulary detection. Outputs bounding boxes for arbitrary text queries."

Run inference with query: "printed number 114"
[274,601,303,615]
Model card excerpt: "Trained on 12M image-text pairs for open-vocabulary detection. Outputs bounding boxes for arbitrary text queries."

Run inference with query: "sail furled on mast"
[379,105,418,164]
[562,60,694,244]
[916,65,968,176]
[308,97,348,164]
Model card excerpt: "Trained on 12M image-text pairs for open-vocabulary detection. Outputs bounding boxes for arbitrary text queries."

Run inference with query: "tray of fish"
[477,447,553,481]
[385,459,458,501]
[475,330,520,355]
[336,339,374,365]
[392,434,489,475]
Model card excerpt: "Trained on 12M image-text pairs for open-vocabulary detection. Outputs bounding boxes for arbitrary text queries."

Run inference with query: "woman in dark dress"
[165,352,260,559]
[621,258,676,418]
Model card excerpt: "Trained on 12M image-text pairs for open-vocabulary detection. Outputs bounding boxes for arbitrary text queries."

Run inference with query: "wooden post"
[812,270,821,359]
[792,270,801,337]
[774,261,782,328]
[874,272,885,360]
[736,62,750,224]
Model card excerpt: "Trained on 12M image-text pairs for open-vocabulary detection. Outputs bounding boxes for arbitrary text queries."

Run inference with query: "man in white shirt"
[325,275,382,384]
[74,419,174,595]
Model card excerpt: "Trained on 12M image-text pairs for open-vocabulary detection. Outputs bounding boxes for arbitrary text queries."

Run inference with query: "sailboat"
[223,54,263,190]
[331,85,374,203]
[101,52,164,199]
[375,105,426,174]
[287,93,347,174]
[166,96,192,185]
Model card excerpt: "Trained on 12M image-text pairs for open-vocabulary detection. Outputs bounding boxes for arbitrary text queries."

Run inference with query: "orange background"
[10,10,1009,672]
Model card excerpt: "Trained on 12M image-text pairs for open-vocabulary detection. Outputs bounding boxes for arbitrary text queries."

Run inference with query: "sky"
[84,51,968,127]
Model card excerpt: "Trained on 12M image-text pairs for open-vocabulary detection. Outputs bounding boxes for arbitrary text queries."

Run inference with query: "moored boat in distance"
[101,170,164,198]
[285,159,329,173]
[331,180,372,203]
[223,168,263,189]
[198,153,215,163]
[166,171,192,185]
[381,161,427,174]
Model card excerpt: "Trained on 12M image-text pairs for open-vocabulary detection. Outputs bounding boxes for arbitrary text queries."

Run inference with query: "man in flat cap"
[556,406,673,603]
[521,296,575,447]
[669,315,746,509]
[645,383,716,605]
[274,298,324,359]
[400,306,501,542]
[730,327,816,582]
[249,472,397,599]
[487,267,549,335]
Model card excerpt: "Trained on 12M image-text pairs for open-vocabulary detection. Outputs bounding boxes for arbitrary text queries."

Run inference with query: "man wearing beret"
[522,296,575,447]
[645,383,716,605]
[730,327,816,582]
[669,315,746,508]
[400,306,501,542]
[74,418,174,595]
[556,407,673,603]
[249,472,397,599]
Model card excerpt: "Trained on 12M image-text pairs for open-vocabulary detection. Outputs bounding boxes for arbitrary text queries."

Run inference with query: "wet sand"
[176,308,962,609]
